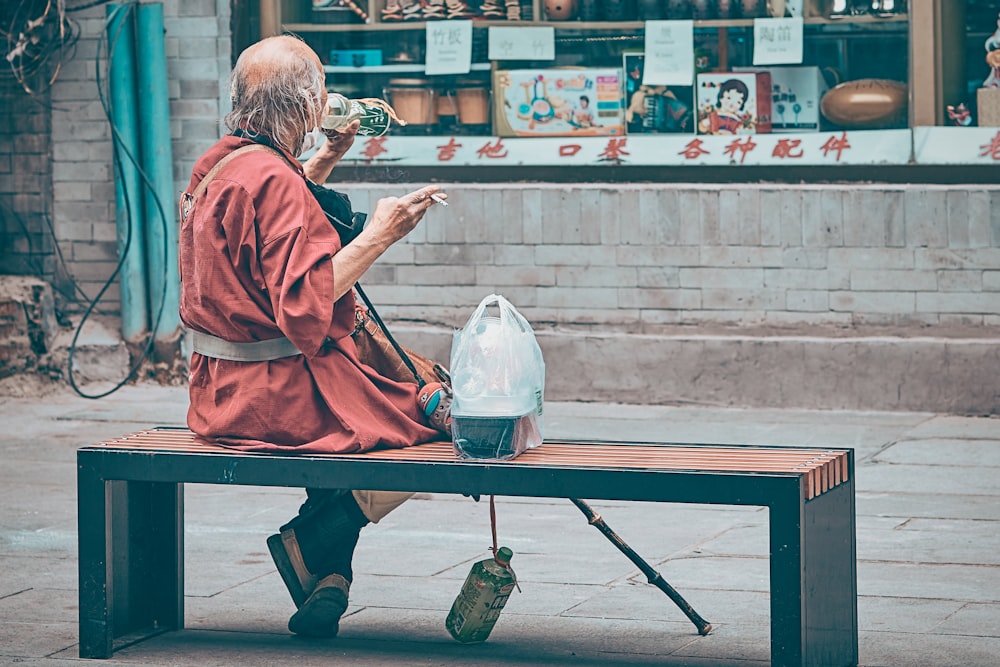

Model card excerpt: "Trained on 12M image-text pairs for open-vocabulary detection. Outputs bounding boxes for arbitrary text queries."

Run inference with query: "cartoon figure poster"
[493,69,625,137]
[696,72,772,136]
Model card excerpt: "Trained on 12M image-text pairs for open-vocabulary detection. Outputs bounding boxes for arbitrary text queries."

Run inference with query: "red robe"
[179,135,439,453]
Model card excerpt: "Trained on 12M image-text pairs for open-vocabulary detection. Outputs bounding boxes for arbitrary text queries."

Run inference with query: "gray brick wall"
[42,1,230,314]
[337,183,1000,330]
[0,75,53,282]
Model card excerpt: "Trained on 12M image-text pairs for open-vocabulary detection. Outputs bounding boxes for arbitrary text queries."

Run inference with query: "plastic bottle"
[321,93,400,137]
[445,546,517,643]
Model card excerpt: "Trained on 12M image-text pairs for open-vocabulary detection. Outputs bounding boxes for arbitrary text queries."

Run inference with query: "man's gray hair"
[225,36,325,154]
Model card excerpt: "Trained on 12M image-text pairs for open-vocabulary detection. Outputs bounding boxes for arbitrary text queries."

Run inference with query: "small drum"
[384,79,438,133]
[437,91,459,132]
[456,84,490,127]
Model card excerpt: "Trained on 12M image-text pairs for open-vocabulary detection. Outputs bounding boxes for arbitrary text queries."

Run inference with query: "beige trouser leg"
[351,490,413,523]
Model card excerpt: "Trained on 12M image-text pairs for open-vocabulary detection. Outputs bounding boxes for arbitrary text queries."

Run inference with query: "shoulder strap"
[354,283,430,388]
[180,143,283,222]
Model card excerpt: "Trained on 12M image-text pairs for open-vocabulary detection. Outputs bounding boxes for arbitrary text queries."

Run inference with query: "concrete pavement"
[1,381,999,666]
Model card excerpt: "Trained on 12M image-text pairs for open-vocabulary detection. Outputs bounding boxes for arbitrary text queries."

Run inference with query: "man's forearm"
[329,229,392,301]
[303,131,357,184]
[302,151,339,184]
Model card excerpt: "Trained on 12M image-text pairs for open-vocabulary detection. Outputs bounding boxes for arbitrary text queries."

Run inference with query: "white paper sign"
[642,20,694,86]
[752,17,803,65]
[425,20,473,75]
[488,26,555,61]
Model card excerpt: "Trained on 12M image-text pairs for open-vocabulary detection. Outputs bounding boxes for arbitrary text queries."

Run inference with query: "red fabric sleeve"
[252,159,352,357]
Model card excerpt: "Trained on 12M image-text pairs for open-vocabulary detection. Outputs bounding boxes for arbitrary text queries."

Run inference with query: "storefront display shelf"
[283,14,907,34]
[268,2,983,177]
[326,62,493,74]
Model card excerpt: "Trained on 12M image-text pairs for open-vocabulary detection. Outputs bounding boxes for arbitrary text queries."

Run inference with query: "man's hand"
[320,120,360,160]
[364,185,445,248]
[328,185,446,301]
[302,120,360,184]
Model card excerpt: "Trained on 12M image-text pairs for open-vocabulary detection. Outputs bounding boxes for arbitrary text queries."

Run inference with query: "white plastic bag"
[450,294,545,460]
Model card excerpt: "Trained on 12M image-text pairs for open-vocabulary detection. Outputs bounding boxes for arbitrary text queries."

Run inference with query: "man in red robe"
[179,35,451,638]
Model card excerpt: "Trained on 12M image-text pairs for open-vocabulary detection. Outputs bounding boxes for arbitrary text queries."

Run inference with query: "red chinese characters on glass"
[723,136,757,164]
[477,139,508,159]
[979,131,1000,160]
[820,131,851,162]
[437,138,462,162]
[361,137,388,160]
[559,144,582,157]
[360,137,388,161]
[599,138,629,161]
[772,138,804,159]
[679,138,710,160]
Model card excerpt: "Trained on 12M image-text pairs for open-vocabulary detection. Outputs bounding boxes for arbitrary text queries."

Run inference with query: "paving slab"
[858,630,1000,667]
[856,516,1000,565]
[857,596,969,635]
[872,438,1000,466]
[856,490,1000,521]
[901,416,1000,440]
[857,562,999,602]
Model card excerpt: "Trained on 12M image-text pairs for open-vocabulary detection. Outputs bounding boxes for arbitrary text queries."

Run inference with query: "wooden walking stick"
[569,498,713,636]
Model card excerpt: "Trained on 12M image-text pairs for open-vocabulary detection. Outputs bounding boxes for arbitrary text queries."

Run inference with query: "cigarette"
[430,193,448,207]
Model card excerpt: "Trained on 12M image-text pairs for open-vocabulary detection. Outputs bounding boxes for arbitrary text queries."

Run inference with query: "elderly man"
[178,35,451,638]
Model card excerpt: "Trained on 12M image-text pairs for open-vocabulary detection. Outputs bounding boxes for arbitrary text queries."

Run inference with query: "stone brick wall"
[44,0,231,314]
[0,76,53,282]
[340,183,1000,332]
[48,7,115,309]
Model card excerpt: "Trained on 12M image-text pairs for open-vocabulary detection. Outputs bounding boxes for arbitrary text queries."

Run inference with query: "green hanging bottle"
[445,546,517,643]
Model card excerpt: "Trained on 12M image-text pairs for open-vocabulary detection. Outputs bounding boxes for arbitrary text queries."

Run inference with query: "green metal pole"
[136,2,181,351]
[106,2,149,344]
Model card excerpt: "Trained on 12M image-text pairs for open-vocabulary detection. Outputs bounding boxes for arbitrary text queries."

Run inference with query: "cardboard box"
[735,66,827,132]
[696,72,772,135]
[978,87,1000,127]
[493,69,625,138]
[623,53,695,134]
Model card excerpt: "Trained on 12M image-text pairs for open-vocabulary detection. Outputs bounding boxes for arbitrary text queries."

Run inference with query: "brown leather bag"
[351,285,449,388]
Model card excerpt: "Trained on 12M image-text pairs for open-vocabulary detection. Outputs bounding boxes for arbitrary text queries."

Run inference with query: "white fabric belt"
[190,330,302,362]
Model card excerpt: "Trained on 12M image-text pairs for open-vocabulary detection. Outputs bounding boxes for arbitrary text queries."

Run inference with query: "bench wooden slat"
[91,428,849,501]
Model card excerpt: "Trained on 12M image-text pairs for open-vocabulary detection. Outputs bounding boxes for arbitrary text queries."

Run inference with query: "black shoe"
[267,529,318,608]
[284,491,368,586]
[288,573,350,638]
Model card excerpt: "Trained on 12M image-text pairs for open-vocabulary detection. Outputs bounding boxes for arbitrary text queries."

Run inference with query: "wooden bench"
[77,426,858,666]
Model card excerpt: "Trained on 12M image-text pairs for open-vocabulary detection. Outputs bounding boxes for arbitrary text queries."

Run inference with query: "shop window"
[262,1,1000,173]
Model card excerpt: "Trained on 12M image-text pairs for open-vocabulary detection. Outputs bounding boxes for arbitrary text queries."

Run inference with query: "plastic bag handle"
[462,293,532,334]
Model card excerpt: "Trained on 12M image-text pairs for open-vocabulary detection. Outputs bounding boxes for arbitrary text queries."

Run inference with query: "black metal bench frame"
[77,427,858,667]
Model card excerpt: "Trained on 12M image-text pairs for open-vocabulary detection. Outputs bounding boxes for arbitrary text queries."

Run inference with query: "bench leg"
[769,480,858,667]
[78,467,184,658]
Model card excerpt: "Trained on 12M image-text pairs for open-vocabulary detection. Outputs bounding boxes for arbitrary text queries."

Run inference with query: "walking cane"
[569,498,713,636]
